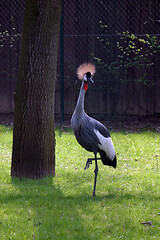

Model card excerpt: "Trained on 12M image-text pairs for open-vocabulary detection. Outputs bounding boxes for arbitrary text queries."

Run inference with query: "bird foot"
[84,159,92,170]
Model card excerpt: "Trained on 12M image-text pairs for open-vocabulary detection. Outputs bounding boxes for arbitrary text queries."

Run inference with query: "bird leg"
[93,155,98,197]
[84,157,101,170]
[84,154,100,196]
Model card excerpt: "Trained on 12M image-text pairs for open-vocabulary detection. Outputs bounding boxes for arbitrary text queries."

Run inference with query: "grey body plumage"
[71,63,117,196]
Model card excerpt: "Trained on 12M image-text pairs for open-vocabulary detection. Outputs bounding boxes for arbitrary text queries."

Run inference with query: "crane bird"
[71,63,117,196]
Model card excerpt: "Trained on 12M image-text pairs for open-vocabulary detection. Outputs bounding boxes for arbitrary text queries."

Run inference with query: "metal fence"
[0,0,25,113]
[1,0,160,120]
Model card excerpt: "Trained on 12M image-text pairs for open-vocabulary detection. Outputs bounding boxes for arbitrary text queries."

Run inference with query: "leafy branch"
[93,22,160,86]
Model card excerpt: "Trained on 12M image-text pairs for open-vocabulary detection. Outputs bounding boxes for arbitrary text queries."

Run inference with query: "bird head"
[83,72,94,83]
[77,63,96,91]
[77,63,96,81]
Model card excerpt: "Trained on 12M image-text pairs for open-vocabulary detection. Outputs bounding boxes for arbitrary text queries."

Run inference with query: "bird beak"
[89,78,94,83]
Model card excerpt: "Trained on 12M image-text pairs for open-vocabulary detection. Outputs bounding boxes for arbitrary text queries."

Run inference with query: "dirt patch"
[0,113,159,133]
[106,117,160,132]
[0,113,14,126]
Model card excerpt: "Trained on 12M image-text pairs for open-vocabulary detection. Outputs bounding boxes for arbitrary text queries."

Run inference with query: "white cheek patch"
[94,129,116,160]
[84,74,87,81]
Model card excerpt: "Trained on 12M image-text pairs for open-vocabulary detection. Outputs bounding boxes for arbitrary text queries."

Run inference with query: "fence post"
[60,0,64,125]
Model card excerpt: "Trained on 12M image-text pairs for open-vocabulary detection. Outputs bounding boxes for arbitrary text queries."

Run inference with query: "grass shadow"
[2,176,98,239]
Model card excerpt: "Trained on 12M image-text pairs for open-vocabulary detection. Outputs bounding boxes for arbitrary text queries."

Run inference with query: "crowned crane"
[71,63,117,196]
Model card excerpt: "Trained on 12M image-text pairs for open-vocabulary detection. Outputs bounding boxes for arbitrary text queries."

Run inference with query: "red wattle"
[83,83,88,91]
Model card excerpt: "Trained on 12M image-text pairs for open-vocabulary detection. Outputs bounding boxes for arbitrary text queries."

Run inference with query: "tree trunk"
[11,0,62,178]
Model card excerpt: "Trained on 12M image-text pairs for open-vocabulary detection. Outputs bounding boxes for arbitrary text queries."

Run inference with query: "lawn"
[0,124,160,239]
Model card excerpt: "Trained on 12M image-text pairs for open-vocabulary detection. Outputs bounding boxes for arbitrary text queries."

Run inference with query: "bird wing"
[93,118,111,138]
[88,117,116,161]
[73,115,115,161]
[87,117,116,166]
[73,115,101,152]
[74,123,99,152]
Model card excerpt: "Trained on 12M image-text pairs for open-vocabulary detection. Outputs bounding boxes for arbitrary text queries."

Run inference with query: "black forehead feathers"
[86,72,91,78]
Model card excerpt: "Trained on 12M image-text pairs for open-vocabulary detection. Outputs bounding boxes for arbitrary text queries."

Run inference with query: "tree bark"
[11,0,62,178]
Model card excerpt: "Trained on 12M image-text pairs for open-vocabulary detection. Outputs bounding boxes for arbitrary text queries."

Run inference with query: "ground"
[0,113,159,132]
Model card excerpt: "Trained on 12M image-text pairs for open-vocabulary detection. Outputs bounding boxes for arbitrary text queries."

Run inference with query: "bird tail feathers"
[99,150,117,168]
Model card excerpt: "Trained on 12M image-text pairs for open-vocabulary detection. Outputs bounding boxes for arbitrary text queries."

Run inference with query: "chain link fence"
[1,0,160,120]
[59,0,160,119]
[0,0,25,113]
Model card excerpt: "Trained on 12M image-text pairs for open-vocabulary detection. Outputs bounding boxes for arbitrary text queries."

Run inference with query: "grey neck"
[74,81,86,116]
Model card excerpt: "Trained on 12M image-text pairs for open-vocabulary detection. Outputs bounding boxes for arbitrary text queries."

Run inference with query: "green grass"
[0,124,160,239]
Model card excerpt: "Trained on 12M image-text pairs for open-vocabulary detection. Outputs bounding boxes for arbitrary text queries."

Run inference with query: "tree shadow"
[1,171,159,239]
[5,176,95,239]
